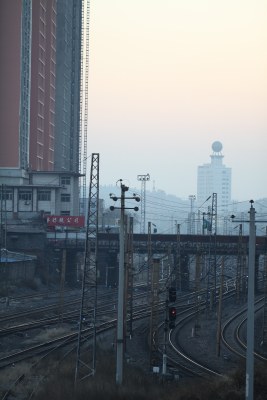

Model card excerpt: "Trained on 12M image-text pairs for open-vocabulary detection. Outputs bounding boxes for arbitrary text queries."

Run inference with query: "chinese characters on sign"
[46,216,85,227]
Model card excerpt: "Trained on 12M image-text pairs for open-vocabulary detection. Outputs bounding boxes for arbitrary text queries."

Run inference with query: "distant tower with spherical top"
[212,141,223,153]
[197,141,232,216]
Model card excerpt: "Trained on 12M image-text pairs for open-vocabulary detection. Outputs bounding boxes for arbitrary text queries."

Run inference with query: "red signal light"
[169,306,176,321]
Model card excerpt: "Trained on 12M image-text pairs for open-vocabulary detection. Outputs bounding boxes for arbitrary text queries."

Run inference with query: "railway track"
[157,303,223,379]
[168,314,222,379]
[162,293,267,382]
[0,284,251,398]
[151,290,235,378]
[0,304,155,399]
[221,297,267,363]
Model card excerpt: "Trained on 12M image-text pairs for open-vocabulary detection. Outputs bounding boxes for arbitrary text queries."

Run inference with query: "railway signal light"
[169,306,176,321]
[169,320,175,329]
[168,306,176,329]
[168,287,176,302]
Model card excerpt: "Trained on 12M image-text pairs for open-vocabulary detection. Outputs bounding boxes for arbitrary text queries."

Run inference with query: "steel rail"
[221,297,267,362]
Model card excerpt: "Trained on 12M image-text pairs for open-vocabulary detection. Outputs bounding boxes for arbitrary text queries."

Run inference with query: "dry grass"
[22,327,68,347]
[0,362,30,387]
[0,361,33,400]
[32,350,267,400]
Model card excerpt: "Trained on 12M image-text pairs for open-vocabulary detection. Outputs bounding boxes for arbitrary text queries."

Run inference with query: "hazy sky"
[87,0,267,201]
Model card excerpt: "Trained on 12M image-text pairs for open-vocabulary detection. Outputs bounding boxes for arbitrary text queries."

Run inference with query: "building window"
[0,190,13,201]
[38,101,44,116]
[38,87,45,103]
[37,115,44,130]
[37,190,51,201]
[19,190,32,201]
[61,193,70,202]
[60,211,70,216]
[61,176,71,185]
[37,157,43,170]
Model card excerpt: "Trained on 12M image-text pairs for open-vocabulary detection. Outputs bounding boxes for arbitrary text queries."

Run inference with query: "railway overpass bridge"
[47,232,266,255]
[46,232,266,288]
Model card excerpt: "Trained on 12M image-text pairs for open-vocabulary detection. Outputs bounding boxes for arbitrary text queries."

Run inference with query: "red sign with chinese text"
[46,216,85,227]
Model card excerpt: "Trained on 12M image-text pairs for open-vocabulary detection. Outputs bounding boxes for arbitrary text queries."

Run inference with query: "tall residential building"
[197,142,232,215]
[0,0,32,174]
[0,0,83,218]
[30,0,57,171]
[54,0,82,172]
[0,0,82,174]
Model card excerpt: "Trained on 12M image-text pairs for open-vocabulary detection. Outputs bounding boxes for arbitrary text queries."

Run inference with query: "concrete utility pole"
[246,203,256,400]
[110,181,140,385]
[231,202,255,400]
[231,201,267,400]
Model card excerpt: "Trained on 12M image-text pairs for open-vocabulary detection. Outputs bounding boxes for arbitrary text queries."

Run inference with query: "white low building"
[0,169,82,219]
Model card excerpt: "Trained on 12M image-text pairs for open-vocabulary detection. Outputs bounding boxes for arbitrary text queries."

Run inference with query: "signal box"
[168,287,176,302]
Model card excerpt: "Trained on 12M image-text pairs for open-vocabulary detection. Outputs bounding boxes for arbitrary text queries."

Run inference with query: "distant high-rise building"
[197,141,231,214]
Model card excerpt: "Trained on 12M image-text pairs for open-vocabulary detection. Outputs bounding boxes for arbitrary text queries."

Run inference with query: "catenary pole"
[110,181,140,385]
[231,201,267,400]
[116,183,126,385]
[246,203,256,400]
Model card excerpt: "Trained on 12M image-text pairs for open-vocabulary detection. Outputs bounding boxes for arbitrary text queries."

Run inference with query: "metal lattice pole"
[194,248,201,334]
[175,223,181,291]
[137,174,150,233]
[149,257,160,369]
[210,193,218,307]
[262,228,267,347]
[126,217,134,339]
[75,153,99,385]
[188,195,196,234]
[79,0,90,215]
[236,224,243,303]
[147,221,152,297]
